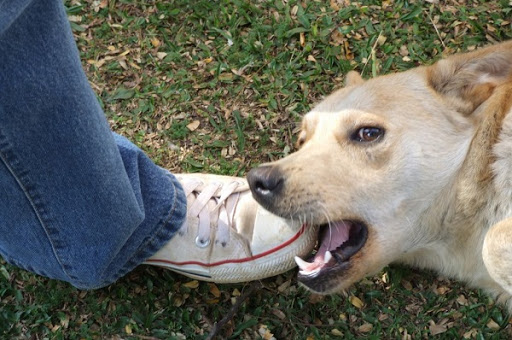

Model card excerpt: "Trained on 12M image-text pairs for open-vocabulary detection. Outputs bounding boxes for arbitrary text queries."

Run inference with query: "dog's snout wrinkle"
[247,166,284,210]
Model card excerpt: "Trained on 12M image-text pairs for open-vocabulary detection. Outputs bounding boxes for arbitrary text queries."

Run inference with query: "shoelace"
[179,178,243,248]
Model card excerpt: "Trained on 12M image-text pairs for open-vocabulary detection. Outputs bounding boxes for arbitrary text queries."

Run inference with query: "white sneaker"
[145,174,318,283]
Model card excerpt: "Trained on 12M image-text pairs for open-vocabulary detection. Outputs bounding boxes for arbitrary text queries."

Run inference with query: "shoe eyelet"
[195,236,211,248]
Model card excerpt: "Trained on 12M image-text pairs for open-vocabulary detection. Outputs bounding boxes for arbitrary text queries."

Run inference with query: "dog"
[247,41,512,309]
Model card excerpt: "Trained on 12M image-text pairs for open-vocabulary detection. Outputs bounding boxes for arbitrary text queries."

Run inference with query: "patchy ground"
[1,0,512,339]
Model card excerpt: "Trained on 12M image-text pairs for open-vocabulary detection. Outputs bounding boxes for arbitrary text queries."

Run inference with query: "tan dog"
[247,41,512,309]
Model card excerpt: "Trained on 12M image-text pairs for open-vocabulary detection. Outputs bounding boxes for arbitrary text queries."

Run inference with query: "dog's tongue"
[295,221,351,275]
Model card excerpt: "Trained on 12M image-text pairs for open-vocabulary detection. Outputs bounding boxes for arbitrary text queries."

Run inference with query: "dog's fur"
[247,41,512,309]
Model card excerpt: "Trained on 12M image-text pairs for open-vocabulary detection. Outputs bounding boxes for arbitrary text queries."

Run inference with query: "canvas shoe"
[145,173,318,283]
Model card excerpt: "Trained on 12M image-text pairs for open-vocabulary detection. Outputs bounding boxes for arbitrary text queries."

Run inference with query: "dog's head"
[247,41,512,294]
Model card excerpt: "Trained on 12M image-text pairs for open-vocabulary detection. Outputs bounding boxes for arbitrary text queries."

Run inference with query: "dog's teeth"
[300,268,321,277]
[324,251,332,263]
[294,256,310,270]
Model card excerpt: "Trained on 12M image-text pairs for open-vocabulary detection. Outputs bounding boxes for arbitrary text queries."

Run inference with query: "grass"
[1,0,512,338]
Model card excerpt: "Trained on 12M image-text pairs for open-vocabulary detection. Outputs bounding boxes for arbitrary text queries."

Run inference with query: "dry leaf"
[156,52,167,60]
[68,15,82,23]
[277,280,291,293]
[378,313,388,321]
[331,328,343,336]
[291,5,299,16]
[183,280,199,289]
[307,55,317,62]
[358,323,373,333]
[173,296,184,307]
[401,280,413,290]
[376,34,387,46]
[206,298,220,304]
[436,286,449,295]
[457,294,468,305]
[309,293,325,304]
[218,73,234,81]
[349,295,364,309]
[331,29,344,46]
[258,325,275,340]
[429,320,447,335]
[151,37,161,48]
[330,0,350,10]
[125,324,133,335]
[186,120,200,131]
[272,309,286,320]
[487,319,500,330]
[300,32,306,47]
[463,328,478,339]
[209,283,221,298]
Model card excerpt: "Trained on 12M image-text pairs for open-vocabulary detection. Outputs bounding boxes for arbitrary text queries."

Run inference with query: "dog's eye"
[352,127,384,143]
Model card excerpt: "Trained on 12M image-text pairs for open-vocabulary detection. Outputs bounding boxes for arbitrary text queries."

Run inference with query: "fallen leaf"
[456,294,468,306]
[272,309,286,320]
[487,319,500,331]
[300,32,306,47]
[277,280,291,293]
[429,320,447,335]
[258,325,275,340]
[358,323,373,333]
[378,313,388,321]
[376,34,387,46]
[436,286,449,295]
[218,73,234,81]
[156,52,167,60]
[186,120,200,131]
[331,328,343,336]
[206,298,220,304]
[151,37,161,48]
[183,280,199,289]
[349,295,364,309]
[209,283,221,298]
[463,328,478,339]
[309,293,325,304]
[401,280,413,291]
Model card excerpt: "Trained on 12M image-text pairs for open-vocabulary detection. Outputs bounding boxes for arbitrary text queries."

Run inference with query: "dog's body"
[247,41,512,309]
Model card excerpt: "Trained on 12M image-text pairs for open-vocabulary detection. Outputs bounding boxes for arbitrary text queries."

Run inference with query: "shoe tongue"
[317,221,351,255]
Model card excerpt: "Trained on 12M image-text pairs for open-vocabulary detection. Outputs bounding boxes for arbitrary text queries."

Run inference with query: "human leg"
[0,0,187,289]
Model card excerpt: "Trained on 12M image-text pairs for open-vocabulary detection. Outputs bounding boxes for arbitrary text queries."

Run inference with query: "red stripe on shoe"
[146,223,307,267]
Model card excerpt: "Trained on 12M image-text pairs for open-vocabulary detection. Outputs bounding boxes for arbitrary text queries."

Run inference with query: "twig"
[361,30,383,77]
[206,281,263,340]
[427,10,446,49]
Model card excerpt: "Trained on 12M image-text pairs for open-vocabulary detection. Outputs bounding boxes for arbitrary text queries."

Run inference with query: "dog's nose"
[247,165,284,208]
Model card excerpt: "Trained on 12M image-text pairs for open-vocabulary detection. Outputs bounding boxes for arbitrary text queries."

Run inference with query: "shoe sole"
[145,223,318,283]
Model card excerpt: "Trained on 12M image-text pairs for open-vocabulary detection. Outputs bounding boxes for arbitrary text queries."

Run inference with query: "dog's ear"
[345,71,365,86]
[427,41,512,115]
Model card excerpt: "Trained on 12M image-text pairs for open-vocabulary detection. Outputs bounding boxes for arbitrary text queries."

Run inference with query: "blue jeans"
[0,0,187,289]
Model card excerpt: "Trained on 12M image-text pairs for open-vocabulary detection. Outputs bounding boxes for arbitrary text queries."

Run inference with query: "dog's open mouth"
[295,221,368,279]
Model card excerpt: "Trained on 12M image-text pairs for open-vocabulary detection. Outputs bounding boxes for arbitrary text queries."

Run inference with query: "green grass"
[2,0,512,338]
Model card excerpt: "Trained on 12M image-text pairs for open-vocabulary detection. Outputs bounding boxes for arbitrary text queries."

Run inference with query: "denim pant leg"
[0,0,187,289]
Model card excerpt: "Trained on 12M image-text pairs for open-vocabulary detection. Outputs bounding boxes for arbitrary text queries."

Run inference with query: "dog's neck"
[453,84,512,220]
[399,84,512,299]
